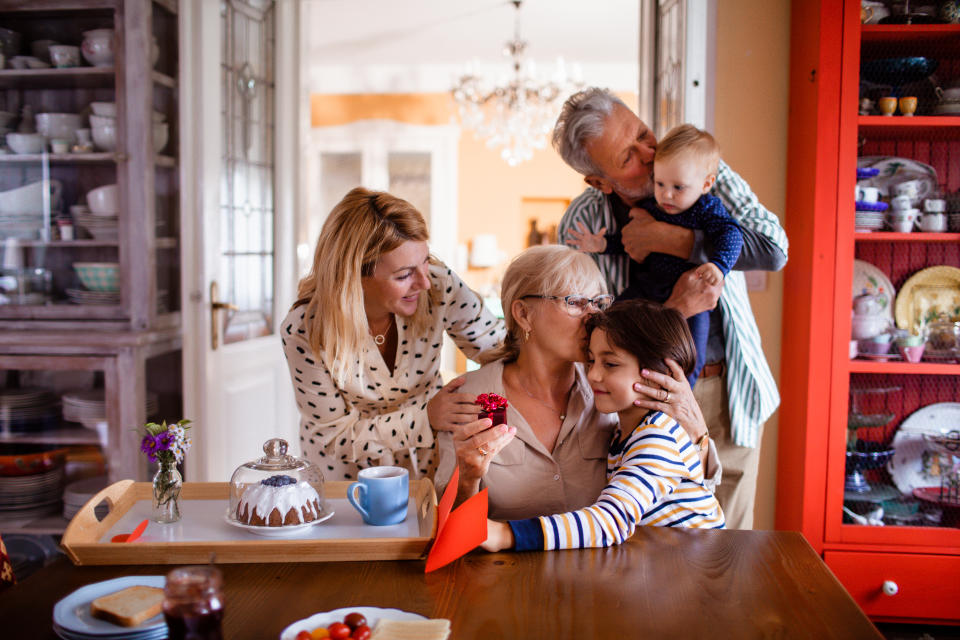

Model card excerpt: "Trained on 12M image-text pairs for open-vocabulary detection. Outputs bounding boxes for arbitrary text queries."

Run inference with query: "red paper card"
[425,466,488,573]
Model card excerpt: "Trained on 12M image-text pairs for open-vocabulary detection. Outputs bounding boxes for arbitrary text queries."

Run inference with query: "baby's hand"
[695,262,724,286]
[566,221,607,253]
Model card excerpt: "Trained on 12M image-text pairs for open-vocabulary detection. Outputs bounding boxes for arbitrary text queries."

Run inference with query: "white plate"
[280,606,427,640]
[888,403,960,495]
[52,575,167,636]
[852,259,896,322]
[53,622,167,640]
[222,505,334,537]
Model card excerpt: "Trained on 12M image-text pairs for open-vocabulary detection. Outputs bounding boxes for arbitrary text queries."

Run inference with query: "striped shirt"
[557,160,788,447]
[509,411,725,551]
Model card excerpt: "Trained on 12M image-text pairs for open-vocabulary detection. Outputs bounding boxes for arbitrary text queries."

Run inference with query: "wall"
[714,0,791,530]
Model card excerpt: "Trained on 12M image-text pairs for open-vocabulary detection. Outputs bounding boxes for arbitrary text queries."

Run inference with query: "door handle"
[210,281,238,350]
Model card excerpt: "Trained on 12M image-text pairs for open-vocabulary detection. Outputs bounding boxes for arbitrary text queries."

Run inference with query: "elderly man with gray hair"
[555,87,788,529]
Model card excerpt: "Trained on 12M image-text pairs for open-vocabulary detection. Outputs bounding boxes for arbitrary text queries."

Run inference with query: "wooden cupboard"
[0,0,182,534]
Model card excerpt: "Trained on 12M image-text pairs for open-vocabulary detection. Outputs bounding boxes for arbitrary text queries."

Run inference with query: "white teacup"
[893,180,923,200]
[890,194,914,211]
[923,198,946,213]
[936,86,960,102]
[888,209,918,233]
[917,212,947,232]
[858,186,880,203]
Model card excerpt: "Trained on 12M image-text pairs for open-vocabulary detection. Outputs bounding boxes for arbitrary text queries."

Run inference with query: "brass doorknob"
[210,281,238,350]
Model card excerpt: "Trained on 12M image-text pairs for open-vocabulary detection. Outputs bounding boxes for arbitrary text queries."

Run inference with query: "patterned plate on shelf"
[893,265,960,331]
[888,403,960,495]
[853,259,896,322]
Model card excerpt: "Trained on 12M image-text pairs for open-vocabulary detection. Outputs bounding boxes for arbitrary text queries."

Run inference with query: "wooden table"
[1,528,880,639]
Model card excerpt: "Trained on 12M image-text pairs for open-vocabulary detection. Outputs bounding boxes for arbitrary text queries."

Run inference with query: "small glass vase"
[153,462,182,523]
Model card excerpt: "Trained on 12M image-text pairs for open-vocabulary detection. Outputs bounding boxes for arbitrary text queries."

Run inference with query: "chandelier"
[451,0,582,166]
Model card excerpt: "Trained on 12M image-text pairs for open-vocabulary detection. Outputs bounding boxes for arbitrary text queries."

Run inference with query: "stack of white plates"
[0,466,64,523]
[62,475,110,520]
[53,576,168,640]
[74,213,118,241]
[855,211,885,231]
[62,389,158,428]
[0,387,58,432]
[0,213,43,240]
[65,288,120,305]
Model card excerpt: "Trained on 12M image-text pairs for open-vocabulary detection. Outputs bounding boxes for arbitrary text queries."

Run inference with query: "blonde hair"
[293,187,432,385]
[655,124,720,175]
[479,245,606,365]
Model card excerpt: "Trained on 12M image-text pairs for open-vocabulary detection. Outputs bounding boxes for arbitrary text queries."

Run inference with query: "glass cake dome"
[227,438,327,529]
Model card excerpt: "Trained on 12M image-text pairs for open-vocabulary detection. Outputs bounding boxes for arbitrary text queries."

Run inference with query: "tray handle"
[61,479,136,563]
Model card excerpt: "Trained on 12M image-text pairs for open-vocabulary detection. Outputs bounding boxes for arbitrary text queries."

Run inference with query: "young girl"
[483,299,724,552]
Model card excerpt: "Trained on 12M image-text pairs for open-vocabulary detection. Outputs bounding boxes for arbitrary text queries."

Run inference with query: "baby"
[482,299,725,552]
[567,124,743,385]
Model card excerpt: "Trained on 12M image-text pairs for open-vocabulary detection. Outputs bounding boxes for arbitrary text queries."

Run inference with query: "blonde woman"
[436,245,718,519]
[282,187,504,480]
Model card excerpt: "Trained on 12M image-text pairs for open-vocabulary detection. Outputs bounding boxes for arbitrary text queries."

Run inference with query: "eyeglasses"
[522,294,615,316]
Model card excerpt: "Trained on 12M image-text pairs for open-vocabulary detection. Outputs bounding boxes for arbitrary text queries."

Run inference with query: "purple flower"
[155,431,173,452]
[140,434,159,462]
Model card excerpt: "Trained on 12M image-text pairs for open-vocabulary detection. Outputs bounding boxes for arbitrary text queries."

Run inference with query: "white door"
[180,0,299,482]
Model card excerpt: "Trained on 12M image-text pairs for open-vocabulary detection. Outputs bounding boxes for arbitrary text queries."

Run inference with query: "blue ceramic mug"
[347,466,409,526]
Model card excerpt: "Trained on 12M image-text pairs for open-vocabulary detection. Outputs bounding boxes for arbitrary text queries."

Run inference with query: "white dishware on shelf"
[85,184,118,216]
[89,119,116,152]
[80,28,114,68]
[852,259,895,322]
[917,212,947,232]
[153,122,168,152]
[35,112,83,143]
[0,179,62,215]
[88,101,116,117]
[48,44,79,68]
[5,132,45,155]
[888,403,960,495]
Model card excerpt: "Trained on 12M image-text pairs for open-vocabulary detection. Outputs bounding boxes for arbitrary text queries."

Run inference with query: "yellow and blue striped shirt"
[509,411,724,550]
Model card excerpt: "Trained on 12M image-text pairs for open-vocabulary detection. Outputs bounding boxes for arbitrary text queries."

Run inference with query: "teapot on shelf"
[851,293,891,341]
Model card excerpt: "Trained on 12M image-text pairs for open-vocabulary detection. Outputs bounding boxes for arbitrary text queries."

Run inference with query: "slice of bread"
[90,585,165,627]
[370,618,451,640]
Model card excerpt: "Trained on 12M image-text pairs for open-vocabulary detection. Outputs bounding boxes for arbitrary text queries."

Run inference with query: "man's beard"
[610,175,654,205]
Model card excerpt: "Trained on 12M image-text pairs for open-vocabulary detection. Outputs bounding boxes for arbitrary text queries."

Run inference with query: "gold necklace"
[370,316,394,346]
[510,371,571,422]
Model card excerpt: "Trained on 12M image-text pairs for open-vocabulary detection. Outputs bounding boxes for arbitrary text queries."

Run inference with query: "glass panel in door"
[220,0,276,345]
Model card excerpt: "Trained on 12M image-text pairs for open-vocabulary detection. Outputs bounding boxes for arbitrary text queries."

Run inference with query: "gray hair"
[552,88,629,176]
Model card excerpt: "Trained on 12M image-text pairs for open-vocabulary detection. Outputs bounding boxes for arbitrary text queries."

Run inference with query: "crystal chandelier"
[451,0,582,166]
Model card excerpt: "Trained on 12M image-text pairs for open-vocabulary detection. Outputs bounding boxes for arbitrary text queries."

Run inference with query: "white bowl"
[80,29,114,68]
[6,132,45,154]
[86,184,118,216]
[89,102,116,117]
[48,44,79,68]
[0,179,62,215]
[36,113,83,142]
[90,120,116,151]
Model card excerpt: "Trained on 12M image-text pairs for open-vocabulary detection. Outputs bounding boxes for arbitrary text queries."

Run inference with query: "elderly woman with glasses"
[435,245,717,519]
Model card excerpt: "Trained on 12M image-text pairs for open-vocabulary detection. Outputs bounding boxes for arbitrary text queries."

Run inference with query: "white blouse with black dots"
[281,262,504,481]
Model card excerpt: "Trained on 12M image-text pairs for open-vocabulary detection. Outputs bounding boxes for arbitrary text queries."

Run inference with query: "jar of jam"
[162,566,224,640]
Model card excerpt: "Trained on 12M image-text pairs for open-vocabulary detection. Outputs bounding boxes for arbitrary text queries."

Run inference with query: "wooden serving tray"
[61,480,438,565]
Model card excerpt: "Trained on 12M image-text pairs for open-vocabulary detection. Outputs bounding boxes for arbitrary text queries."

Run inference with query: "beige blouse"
[435,360,722,521]
[281,262,504,481]
[435,360,618,520]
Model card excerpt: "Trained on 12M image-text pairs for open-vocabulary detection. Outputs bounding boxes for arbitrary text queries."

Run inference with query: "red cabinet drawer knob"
[882,580,899,596]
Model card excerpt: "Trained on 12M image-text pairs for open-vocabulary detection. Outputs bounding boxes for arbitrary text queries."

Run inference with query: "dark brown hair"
[585,299,696,377]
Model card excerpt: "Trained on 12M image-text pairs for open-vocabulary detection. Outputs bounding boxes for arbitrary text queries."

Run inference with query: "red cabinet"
[778,0,960,624]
